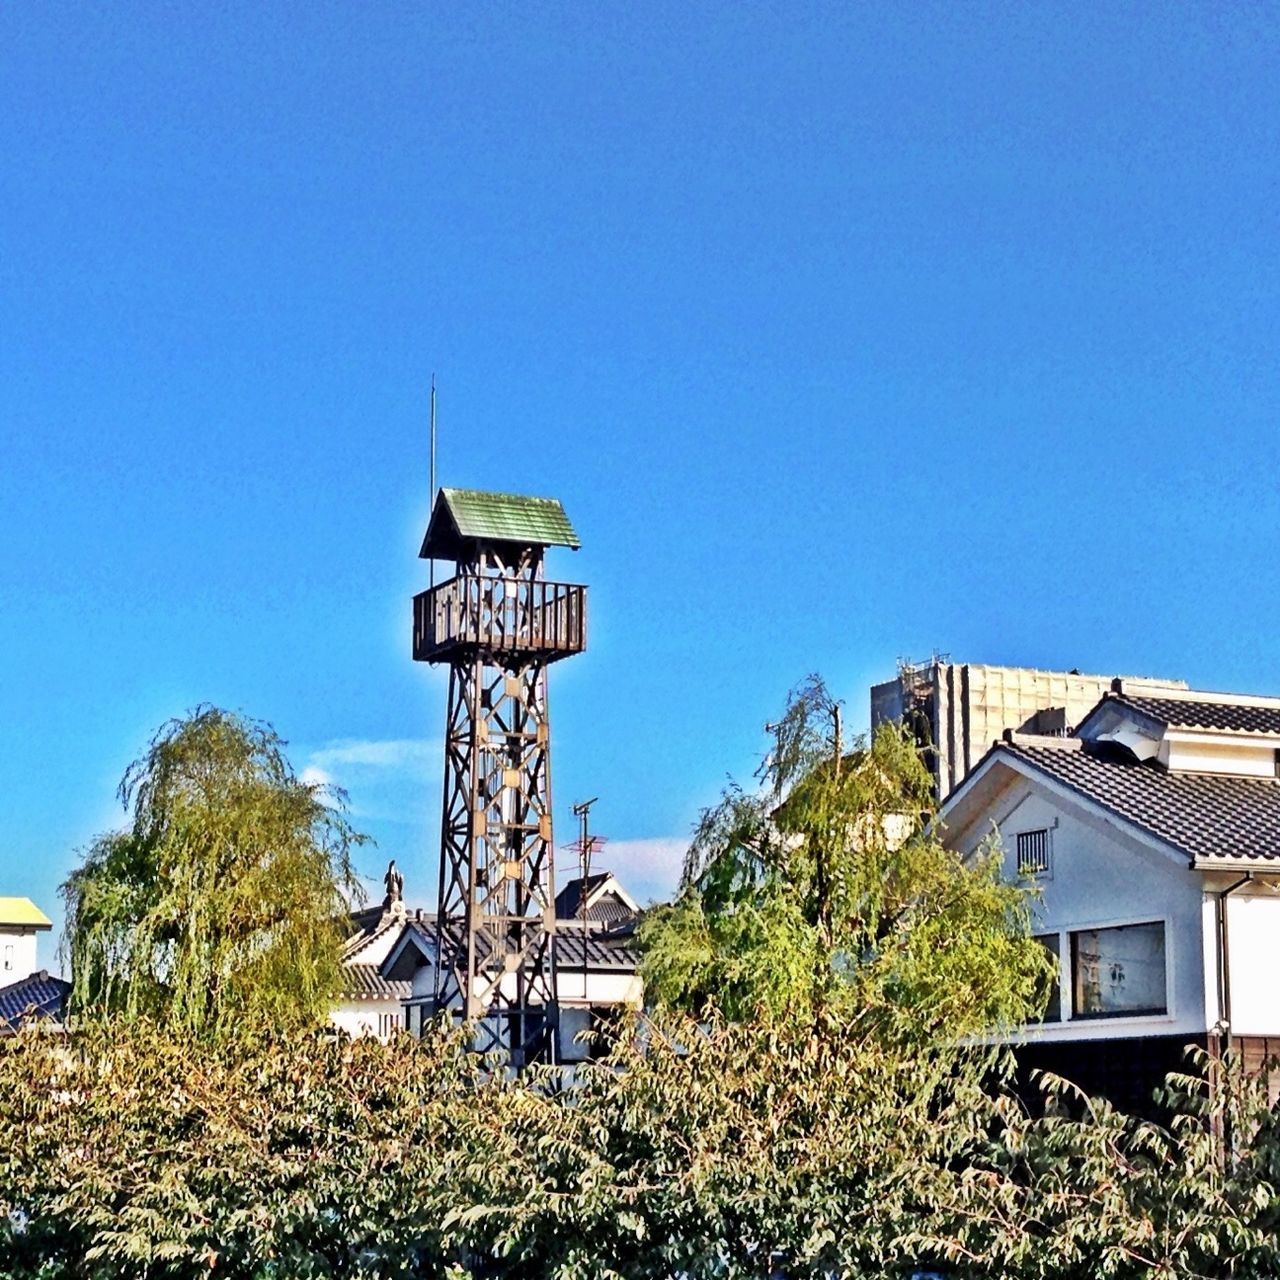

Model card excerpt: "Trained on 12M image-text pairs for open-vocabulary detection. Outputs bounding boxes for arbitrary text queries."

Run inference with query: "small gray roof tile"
[397,918,639,972]
[340,964,412,1000]
[0,971,71,1028]
[1110,694,1280,737]
[998,736,1280,864]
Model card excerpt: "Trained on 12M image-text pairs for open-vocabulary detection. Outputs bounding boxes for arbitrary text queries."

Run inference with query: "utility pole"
[572,797,599,889]
[571,797,598,1002]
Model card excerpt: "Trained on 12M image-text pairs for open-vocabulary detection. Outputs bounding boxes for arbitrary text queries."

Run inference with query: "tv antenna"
[428,374,437,589]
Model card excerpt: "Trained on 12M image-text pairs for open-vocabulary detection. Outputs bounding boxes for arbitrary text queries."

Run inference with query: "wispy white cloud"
[300,738,438,824]
[601,836,689,906]
[306,739,435,771]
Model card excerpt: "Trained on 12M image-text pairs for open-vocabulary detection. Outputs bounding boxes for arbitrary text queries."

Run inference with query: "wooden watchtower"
[414,487,585,1065]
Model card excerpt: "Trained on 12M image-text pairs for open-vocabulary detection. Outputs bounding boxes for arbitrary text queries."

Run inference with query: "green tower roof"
[420,487,581,560]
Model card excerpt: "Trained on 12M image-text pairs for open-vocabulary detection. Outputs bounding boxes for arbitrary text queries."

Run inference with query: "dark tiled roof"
[345,905,386,938]
[1111,694,1280,737]
[342,911,401,961]
[398,918,639,972]
[0,971,71,1028]
[583,897,635,926]
[555,874,637,927]
[555,872,609,919]
[340,964,412,1000]
[1001,736,1280,864]
[557,930,641,971]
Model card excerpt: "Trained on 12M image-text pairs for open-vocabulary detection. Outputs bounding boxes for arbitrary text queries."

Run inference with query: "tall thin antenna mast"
[429,374,437,589]
[571,797,599,1003]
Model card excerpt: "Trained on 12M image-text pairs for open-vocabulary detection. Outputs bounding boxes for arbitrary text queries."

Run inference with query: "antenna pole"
[429,374,437,589]
[430,373,437,500]
[572,797,599,1003]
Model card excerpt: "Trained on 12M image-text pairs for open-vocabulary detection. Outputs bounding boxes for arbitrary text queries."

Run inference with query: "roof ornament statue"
[382,859,405,916]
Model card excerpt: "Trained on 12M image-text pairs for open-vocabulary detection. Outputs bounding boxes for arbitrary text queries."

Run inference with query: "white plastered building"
[939,681,1280,1109]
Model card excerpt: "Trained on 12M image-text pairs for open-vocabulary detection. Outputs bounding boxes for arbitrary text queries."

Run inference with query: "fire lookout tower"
[414,487,586,1065]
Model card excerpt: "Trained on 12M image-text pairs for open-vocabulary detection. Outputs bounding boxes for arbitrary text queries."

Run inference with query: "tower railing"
[413,575,587,663]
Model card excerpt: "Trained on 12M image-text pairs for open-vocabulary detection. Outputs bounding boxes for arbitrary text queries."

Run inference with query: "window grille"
[1016,828,1051,876]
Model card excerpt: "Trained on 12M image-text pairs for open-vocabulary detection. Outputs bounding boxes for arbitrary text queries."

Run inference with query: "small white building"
[939,681,1280,1109]
[0,897,51,983]
[0,898,70,1032]
[380,871,643,1061]
[333,902,413,1040]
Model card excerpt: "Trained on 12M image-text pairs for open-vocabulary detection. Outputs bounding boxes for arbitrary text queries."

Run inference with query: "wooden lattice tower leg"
[434,655,558,1064]
[414,490,585,1069]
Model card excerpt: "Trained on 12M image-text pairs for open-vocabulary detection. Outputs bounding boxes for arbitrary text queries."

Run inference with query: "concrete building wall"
[0,930,39,984]
[397,953,640,1058]
[332,999,404,1040]
[872,662,1186,799]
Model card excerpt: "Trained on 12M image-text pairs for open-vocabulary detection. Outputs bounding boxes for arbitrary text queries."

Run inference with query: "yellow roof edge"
[0,898,53,929]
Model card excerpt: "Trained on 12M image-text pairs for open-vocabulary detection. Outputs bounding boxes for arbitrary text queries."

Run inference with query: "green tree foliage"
[62,707,366,1041]
[1,1017,1278,1279]
[639,676,1054,1044]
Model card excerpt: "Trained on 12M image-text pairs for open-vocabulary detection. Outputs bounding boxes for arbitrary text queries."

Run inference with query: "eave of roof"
[1083,683,1280,738]
[342,913,402,962]
[0,898,52,930]
[340,964,413,1000]
[555,872,640,924]
[1122,694,1280,738]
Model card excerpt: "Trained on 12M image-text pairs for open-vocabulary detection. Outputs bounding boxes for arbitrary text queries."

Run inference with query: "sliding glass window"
[1071,922,1166,1018]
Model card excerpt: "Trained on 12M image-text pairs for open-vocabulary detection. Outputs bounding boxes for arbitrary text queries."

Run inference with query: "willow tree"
[639,676,1053,1046]
[63,707,366,1040]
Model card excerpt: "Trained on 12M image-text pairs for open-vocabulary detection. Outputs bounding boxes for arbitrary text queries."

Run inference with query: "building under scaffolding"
[870,659,1187,801]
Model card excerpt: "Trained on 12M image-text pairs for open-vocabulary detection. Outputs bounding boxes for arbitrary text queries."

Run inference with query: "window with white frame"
[377,1010,402,1039]
[2,945,11,972]
[1016,828,1052,877]
[1071,921,1166,1018]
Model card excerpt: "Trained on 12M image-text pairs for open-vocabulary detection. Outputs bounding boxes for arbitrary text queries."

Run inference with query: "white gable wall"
[950,770,1209,1044]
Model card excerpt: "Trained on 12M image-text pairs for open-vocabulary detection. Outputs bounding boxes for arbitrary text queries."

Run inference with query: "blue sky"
[2,5,1278,962]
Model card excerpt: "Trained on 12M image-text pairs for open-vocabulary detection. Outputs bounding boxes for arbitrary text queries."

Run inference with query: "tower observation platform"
[413,574,585,664]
